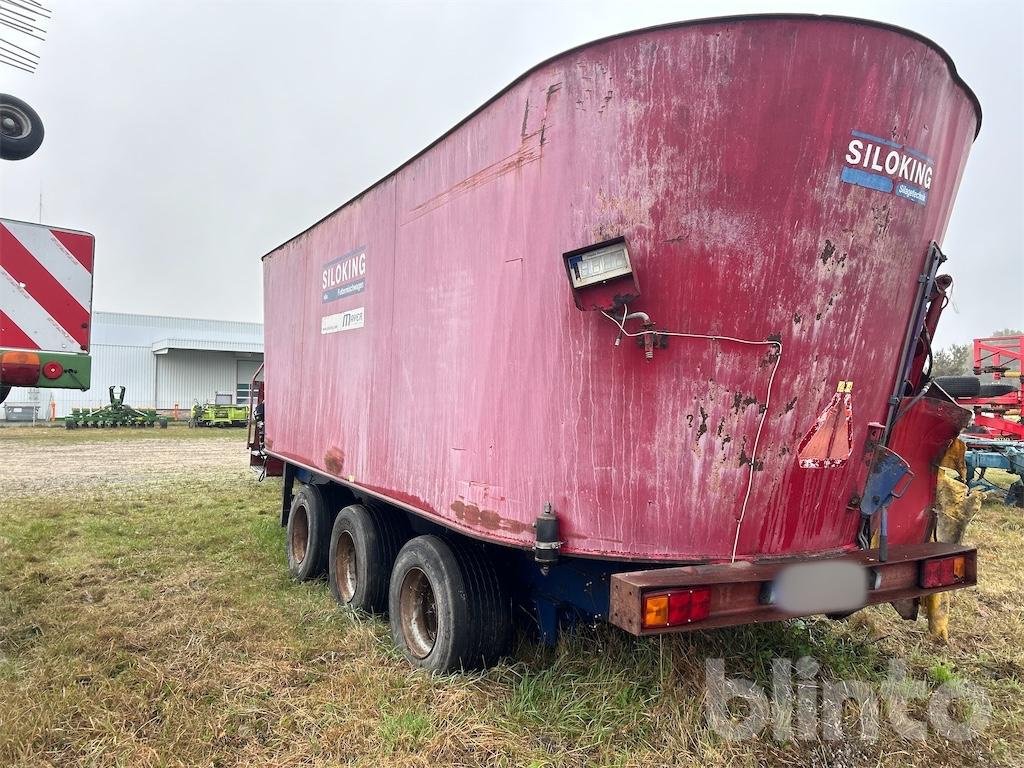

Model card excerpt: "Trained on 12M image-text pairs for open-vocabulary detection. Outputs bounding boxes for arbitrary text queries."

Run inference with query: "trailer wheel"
[328,504,407,613]
[0,94,45,161]
[389,535,509,673]
[286,485,330,580]
[1008,481,1024,509]
[932,376,981,398]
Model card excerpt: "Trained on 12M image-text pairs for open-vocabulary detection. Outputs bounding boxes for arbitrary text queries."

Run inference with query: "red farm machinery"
[937,335,1024,505]
[249,15,984,672]
[2,13,96,411]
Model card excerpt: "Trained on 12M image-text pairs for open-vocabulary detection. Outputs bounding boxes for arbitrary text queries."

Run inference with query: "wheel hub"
[291,505,309,563]
[0,107,29,139]
[334,531,357,602]
[399,567,438,659]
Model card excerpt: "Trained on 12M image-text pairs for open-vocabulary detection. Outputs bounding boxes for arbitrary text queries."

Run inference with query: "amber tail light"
[642,588,712,629]
[0,351,41,386]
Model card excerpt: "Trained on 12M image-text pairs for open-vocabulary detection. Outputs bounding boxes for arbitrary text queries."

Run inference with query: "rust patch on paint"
[737,442,764,471]
[819,239,837,265]
[759,334,782,367]
[324,448,345,475]
[695,406,708,443]
[872,203,892,236]
[451,500,532,535]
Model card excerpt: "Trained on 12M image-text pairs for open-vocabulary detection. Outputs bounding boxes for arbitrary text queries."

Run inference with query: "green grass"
[0,428,1021,766]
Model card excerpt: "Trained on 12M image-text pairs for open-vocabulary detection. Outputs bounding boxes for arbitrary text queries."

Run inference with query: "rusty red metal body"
[261,16,979,565]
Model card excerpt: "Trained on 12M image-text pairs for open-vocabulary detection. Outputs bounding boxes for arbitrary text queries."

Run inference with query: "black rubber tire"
[286,484,331,581]
[1008,481,1024,509]
[933,375,981,398]
[978,383,1018,398]
[0,93,45,161]
[0,385,9,405]
[328,504,407,613]
[445,538,511,667]
[388,535,510,673]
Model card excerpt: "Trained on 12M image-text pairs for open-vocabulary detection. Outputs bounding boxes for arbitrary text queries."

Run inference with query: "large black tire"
[286,485,331,581]
[328,504,407,613]
[978,383,1018,398]
[389,535,510,673]
[1008,481,1024,509]
[447,538,511,667]
[0,94,44,161]
[933,376,981,398]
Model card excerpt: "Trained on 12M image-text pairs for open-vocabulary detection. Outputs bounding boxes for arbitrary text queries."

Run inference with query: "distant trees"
[932,343,973,377]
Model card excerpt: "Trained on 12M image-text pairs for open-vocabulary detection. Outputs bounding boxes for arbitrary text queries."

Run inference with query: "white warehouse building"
[5,312,263,420]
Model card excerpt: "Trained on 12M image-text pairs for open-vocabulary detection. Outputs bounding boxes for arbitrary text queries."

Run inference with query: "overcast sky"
[1,0,1020,348]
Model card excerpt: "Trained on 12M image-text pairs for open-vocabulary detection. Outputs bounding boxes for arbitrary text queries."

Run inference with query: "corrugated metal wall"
[2,312,262,419]
[155,350,239,410]
[52,344,155,413]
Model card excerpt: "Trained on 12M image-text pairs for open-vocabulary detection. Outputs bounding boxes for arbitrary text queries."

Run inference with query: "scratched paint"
[262,17,978,562]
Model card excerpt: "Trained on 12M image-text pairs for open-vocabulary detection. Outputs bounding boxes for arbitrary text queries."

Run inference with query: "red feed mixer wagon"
[250,15,983,672]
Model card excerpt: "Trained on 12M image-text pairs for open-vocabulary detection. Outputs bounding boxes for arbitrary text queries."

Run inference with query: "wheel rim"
[0,105,31,140]
[399,567,438,659]
[291,505,309,563]
[334,530,357,602]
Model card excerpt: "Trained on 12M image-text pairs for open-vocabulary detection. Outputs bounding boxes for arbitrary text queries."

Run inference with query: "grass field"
[0,426,1021,767]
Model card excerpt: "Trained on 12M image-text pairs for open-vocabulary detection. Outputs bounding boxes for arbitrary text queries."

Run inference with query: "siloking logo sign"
[322,246,366,303]
[320,246,366,335]
[840,130,934,206]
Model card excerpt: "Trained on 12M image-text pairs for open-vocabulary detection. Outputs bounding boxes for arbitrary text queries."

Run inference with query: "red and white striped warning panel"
[0,217,95,353]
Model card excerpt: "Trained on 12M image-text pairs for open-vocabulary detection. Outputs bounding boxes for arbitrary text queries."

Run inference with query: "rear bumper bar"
[609,542,976,636]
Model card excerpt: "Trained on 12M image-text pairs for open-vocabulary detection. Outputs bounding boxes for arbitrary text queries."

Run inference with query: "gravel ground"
[0,428,251,493]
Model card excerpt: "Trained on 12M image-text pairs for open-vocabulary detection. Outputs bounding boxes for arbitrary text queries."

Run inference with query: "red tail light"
[919,555,967,589]
[642,587,712,629]
[0,350,41,386]
[42,361,64,380]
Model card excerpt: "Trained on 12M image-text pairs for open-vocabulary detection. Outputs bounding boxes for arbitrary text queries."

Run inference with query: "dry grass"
[0,427,1021,767]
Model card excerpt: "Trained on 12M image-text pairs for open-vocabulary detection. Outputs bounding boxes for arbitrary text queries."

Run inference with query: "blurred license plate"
[774,560,867,614]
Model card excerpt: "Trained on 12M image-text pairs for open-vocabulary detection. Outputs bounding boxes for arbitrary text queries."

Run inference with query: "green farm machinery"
[189,400,249,428]
[65,386,167,429]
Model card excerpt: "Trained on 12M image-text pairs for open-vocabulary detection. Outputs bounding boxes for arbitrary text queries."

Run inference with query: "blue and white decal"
[840,130,934,206]
[321,246,366,303]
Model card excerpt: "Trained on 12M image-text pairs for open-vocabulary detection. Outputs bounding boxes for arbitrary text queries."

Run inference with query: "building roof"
[91,311,263,353]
